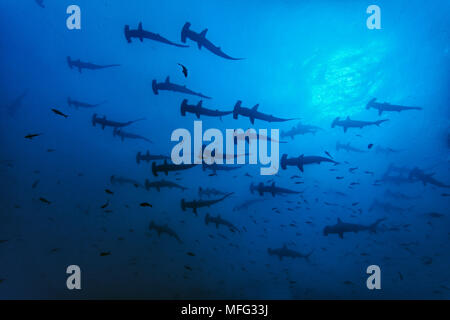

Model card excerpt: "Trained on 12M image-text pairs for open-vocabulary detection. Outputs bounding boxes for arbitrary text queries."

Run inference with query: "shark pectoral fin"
[379,110,382,116]
[298,163,304,172]
[339,232,344,239]
[272,192,275,197]
[78,67,82,73]
[216,223,219,229]
[279,255,282,261]
[250,117,255,125]
[196,112,200,119]
[157,187,160,192]
[343,127,347,133]
[197,42,202,50]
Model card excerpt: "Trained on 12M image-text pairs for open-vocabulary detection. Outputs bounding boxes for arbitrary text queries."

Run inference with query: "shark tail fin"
[375,119,388,126]
[181,22,191,43]
[124,25,132,43]
[370,218,387,233]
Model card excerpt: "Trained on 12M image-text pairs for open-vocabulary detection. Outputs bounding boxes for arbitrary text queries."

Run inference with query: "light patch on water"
[308,42,387,119]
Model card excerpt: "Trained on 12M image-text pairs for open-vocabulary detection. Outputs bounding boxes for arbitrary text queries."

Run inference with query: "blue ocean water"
[0,0,449,299]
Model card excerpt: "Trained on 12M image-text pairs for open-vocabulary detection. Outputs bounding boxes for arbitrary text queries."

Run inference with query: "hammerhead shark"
[409,167,450,188]
[233,198,266,212]
[280,154,338,172]
[110,175,142,188]
[6,89,28,116]
[250,182,301,197]
[67,56,120,73]
[35,0,45,8]
[152,76,211,99]
[181,192,234,215]
[149,221,182,243]
[375,146,400,155]
[202,162,242,174]
[323,218,386,239]
[366,98,422,115]
[136,150,170,164]
[181,99,232,119]
[336,141,366,153]
[181,22,243,60]
[281,122,322,139]
[233,130,286,145]
[232,101,296,124]
[68,97,106,109]
[152,160,196,177]
[205,213,239,233]
[113,128,152,143]
[369,199,410,214]
[268,245,313,261]
[331,116,388,133]
[92,114,145,130]
[145,179,187,192]
[198,187,228,198]
[124,22,188,47]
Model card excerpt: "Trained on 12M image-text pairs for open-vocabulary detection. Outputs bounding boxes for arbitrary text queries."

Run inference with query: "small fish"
[178,63,188,78]
[105,189,114,195]
[186,252,195,257]
[140,202,152,208]
[336,176,344,180]
[0,279,4,284]
[47,149,56,152]
[398,272,403,280]
[324,151,333,159]
[184,265,192,271]
[441,193,450,197]
[0,240,8,244]
[100,252,111,257]
[25,133,42,140]
[349,167,358,173]
[39,197,51,205]
[352,202,359,206]
[101,201,109,209]
[368,143,373,149]
[51,108,68,118]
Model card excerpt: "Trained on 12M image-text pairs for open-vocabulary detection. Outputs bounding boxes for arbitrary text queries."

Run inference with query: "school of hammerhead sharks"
[2,1,450,297]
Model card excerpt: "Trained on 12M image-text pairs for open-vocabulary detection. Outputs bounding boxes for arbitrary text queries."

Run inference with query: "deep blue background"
[0,0,449,299]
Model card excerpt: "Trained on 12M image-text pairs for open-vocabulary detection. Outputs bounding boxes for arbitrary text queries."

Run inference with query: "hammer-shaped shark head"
[331,117,340,128]
[366,98,377,109]
[181,22,191,43]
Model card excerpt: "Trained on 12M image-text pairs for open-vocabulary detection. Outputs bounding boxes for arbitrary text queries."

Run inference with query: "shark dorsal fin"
[252,104,259,111]
[337,218,342,223]
[165,76,170,83]
[138,22,143,31]
[200,29,208,38]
